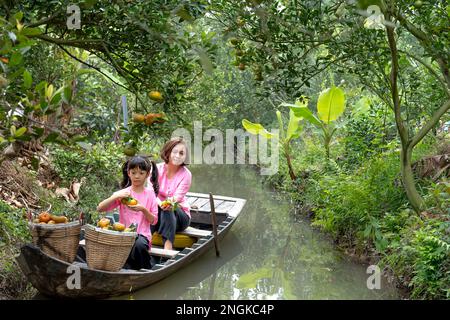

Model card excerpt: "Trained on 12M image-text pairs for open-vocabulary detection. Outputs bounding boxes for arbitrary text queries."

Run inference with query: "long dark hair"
[121,156,159,195]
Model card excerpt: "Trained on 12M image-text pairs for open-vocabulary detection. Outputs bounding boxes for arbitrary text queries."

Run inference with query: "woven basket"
[84,224,137,272]
[29,220,82,263]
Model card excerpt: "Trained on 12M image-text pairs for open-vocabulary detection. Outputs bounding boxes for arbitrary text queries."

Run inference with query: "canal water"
[116,165,399,300]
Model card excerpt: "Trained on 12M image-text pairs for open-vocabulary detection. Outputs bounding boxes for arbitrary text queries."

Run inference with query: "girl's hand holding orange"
[127,203,145,212]
[161,203,173,211]
[113,189,131,200]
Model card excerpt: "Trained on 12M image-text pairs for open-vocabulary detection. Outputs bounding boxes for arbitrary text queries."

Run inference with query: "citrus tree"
[209,0,450,212]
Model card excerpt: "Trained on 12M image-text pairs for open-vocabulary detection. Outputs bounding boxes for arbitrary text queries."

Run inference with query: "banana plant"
[242,104,304,181]
[282,86,346,161]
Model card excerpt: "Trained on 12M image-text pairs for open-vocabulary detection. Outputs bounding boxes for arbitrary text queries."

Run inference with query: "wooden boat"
[16,192,246,299]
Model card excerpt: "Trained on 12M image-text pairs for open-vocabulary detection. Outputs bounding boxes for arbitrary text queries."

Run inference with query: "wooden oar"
[209,193,220,257]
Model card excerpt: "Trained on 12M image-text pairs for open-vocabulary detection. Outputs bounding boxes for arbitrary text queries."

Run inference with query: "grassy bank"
[264,135,450,299]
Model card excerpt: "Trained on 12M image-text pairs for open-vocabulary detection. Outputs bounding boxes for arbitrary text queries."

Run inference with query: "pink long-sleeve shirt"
[154,162,192,217]
[104,186,158,244]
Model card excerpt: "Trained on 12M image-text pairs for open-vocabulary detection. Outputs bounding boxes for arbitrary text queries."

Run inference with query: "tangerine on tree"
[148,90,163,102]
[132,113,145,123]
[123,146,137,156]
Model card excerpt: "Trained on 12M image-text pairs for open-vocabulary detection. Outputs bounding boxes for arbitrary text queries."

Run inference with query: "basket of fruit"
[84,218,137,272]
[29,212,81,263]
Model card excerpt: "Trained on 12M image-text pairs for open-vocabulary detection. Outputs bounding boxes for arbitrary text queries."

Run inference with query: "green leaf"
[10,125,16,136]
[31,127,44,138]
[317,86,346,124]
[242,119,275,139]
[14,12,23,22]
[21,27,42,36]
[9,51,23,66]
[35,80,47,93]
[43,132,58,143]
[286,109,303,142]
[49,92,62,105]
[45,84,54,100]
[63,86,72,103]
[23,70,32,89]
[99,67,126,86]
[14,127,27,137]
[276,110,285,141]
[284,103,322,128]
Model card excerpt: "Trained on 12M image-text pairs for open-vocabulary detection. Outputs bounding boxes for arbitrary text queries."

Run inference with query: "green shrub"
[384,219,450,299]
[310,152,407,246]
[0,201,30,245]
[51,141,123,185]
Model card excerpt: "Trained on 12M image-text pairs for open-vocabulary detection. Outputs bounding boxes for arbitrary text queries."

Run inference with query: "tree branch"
[56,44,134,94]
[398,50,450,98]
[29,34,104,50]
[389,10,450,89]
[385,16,409,147]
[410,99,450,149]
[100,44,147,109]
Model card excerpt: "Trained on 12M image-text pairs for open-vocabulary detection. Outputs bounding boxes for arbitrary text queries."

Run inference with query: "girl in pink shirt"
[149,137,192,251]
[97,156,158,270]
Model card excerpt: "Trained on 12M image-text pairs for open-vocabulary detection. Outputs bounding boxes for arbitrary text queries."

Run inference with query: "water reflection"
[116,165,399,300]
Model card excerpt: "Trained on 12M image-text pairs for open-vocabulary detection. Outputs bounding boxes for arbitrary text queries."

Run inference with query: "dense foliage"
[1,0,449,299]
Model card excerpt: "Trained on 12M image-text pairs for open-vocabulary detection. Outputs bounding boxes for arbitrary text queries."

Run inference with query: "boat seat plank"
[179,226,212,238]
[187,197,198,205]
[80,240,179,259]
[190,198,210,209]
[150,247,179,258]
[198,199,224,212]
[214,200,235,212]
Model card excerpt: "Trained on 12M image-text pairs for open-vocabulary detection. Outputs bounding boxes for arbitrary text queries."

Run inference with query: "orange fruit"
[113,223,126,232]
[145,113,156,126]
[50,215,67,223]
[121,197,137,206]
[148,91,163,102]
[97,218,110,228]
[48,220,56,224]
[132,113,145,123]
[38,212,51,223]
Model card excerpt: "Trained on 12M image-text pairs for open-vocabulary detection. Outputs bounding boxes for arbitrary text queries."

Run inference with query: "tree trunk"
[401,146,424,212]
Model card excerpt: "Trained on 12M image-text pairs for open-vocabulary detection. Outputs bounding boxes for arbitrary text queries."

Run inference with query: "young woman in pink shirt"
[150,137,192,251]
[97,156,159,270]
